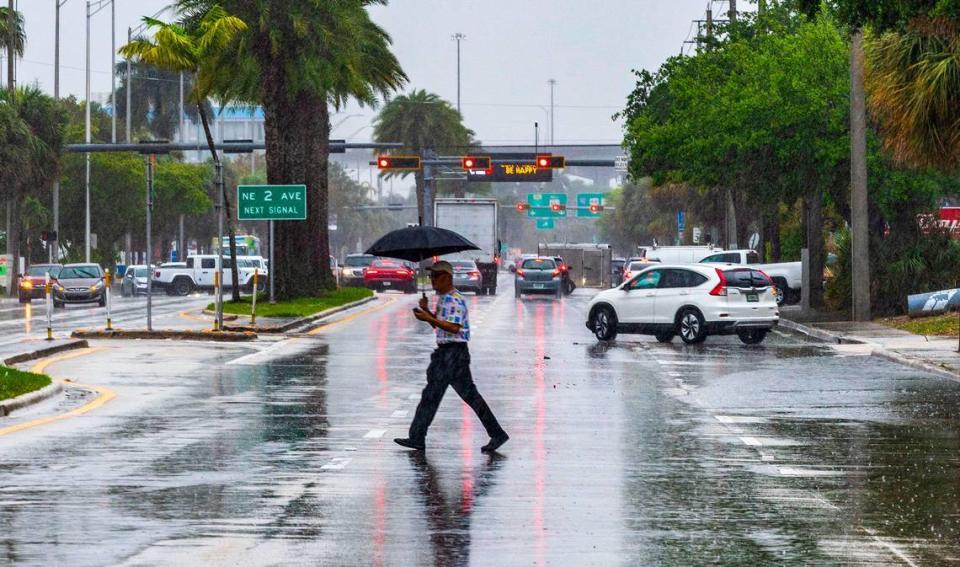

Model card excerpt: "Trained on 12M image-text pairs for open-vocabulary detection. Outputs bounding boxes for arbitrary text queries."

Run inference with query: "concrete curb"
[200,309,239,321]
[871,349,960,381]
[777,318,854,344]
[223,295,379,333]
[2,339,90,366]
[0,381,63,417]
[71,329,257,341]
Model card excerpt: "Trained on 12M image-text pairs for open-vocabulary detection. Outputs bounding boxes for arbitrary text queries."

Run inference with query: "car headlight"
[54,284,64,292]
[20,281,32,289]
[90,281,104,292]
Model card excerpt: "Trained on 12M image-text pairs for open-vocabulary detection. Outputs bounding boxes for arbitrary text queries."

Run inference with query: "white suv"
[585,265,780,345]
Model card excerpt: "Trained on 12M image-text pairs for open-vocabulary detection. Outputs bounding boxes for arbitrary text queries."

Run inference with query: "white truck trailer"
[434,198,500,295]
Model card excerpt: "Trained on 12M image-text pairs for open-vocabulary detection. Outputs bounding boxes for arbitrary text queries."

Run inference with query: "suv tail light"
[155,270,161,278]
[552,269,562,278]
[468,271,480,279]
[516,269,525,278]
[709,268,728,296]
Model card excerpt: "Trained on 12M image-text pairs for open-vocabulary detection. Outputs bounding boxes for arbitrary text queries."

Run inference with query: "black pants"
[409,343,506,443]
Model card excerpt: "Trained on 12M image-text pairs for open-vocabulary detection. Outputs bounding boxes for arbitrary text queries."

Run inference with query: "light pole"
[548,79,557,145]
[451,33,466,114]
[52,0,69,262]
[85,0,114,263]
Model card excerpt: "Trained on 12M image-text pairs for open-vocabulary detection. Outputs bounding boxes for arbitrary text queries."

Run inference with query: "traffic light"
[550,202,566,213]
[516,202,530,213]
[536,154,565,169]
[376,155,421,170]
[589,203,603,214]
[461,156,491,170]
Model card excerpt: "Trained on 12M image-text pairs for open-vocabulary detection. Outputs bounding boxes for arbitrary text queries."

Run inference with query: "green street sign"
[527,192,567,218]
[536,219,555,230]
[237,184,307,220]
[577,192,604,218]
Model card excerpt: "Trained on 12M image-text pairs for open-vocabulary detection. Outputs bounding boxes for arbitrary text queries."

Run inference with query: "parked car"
[120,264,155,297]
[364,258,417,293]
[52,263,107,308]
[699,249,802,306]
[18,263,62,302]
[586,265,779,345]
[341,254,377,287]
[515,257,563,299]
[451,260,483,294]
[152,255,261,296]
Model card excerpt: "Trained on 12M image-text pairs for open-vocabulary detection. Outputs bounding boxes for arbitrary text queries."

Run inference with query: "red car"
[18,263,62,303]
[363,258,417,293]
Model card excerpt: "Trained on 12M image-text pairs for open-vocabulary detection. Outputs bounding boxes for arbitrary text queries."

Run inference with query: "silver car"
[514,257,563,299]
[120,264,155,297]
[451,260,482,294]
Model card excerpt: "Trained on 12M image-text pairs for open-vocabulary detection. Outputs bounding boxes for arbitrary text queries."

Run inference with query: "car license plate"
[533,284,545,289]
[382,282,391,287]
[746,292,759,302]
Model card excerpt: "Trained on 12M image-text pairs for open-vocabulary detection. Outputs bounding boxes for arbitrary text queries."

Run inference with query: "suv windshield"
[522,258,556,270]
[345,256,375,267]
[59,266,102,279]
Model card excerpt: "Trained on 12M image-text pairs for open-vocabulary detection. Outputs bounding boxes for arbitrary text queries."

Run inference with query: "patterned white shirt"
[435,290,470,344]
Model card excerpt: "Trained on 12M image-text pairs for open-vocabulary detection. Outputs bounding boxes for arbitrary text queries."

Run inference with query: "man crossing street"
[395,260,509,453]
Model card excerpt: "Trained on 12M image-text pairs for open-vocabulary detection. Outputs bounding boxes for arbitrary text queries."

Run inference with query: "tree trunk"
[414,170,425,225]
[7,198,19,295]
[804,192,824,308]
[768,210,781,262]
[262,92,334,299]
[850,29,871,320]
[724,188,738,249]
[198,103,241,301]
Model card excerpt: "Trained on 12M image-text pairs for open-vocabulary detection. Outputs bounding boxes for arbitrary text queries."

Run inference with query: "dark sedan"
[52,264,106,308]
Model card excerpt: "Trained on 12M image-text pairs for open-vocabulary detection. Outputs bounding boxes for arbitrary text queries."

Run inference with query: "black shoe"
[394,437,425,451]
[481,433,509,453]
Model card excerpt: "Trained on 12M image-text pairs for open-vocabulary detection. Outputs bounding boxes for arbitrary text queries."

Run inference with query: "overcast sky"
[14,0,747,146]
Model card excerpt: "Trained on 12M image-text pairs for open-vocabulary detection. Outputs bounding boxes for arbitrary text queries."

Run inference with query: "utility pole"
[85,1,92,263]
[7,0,14,92]
[53,0,68,263]
[850,29,871,320]
[728,0,737,23]
[451,33,465,114]
[548,79,556,145]
[125,27,131,142]
[110,0,116,144]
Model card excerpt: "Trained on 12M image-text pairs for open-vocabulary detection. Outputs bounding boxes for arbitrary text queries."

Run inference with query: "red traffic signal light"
[589,203,603,213]
[536,154,565,169]
[550,202,566,212]
[516,202,530,213]
[461,155,491,170]
[376,155,422,170]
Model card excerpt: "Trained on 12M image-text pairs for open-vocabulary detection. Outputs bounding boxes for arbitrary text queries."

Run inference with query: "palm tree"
[120,6,247,300]
[373,90,473,223]
[175,0,407,299]
[0,7,25,65]
[113,61,208,141]
[865,20,960,171]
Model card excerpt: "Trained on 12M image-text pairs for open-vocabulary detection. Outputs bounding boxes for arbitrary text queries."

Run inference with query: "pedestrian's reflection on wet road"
[407,451,506,567]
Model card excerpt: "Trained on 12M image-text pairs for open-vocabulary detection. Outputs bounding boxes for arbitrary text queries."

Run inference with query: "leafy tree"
[373,89,474,222]
[176,0,407,299]
[113,61,208,141]
[120,6,247,300]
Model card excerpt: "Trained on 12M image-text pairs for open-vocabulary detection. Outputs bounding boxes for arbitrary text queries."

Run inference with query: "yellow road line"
[0,347,115,437]
[306,296,399,335]
[178,309,212,322]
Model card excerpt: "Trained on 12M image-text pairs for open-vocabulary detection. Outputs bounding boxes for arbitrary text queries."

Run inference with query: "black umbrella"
[365,226,479,263]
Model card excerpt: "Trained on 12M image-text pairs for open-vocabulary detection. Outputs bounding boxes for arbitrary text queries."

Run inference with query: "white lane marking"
[391,410,408,418]
[860,527,920,567]
[363,429,386,439]
[716,415,767,424]
[667,372,684,377]
[321,457,352,470]
[761,454,776,462]
[778,467,843,477]
[226,339,294,365]
[740,436,762,447]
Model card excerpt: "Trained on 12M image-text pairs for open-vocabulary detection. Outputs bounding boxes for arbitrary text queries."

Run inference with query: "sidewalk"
[780,308,960,380]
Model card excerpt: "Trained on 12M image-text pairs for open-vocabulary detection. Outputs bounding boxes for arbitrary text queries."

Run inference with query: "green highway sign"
[527,192,567,218]
[536,219,555,230]
[577,192,604,218]
[237,185,307,220]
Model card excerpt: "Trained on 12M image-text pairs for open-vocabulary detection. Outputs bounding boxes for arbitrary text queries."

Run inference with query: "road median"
[212,289,377,333]
[71,328,257,341]
[0,366,60,416]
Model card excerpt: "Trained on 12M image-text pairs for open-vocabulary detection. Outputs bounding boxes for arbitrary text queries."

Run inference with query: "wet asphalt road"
[1,279,960,565]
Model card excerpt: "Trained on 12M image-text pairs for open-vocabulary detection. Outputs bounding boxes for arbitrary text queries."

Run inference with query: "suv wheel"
[592,306,618,341]
[515,286,521,299]
[655,331,674,343]
[737,329,767,345]
[678,309,707,344]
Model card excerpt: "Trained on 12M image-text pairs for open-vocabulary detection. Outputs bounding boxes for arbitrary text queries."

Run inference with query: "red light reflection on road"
[533,302,546,565]
[373,478,386,567]
[23,303,32,335]
[461,402,474,512]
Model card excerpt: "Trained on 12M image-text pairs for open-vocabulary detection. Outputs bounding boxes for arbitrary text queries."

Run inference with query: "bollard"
[105,270,113,330]
[251,268,258,325]
[213,271,221,332]
[44,273,53,341]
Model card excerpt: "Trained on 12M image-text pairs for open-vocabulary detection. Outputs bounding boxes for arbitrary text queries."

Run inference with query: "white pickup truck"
[152,255,265,296]
[698,249,802,305]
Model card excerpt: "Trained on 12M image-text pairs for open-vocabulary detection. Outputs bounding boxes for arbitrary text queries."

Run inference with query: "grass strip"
[0,366,52,402]
[880,312,960,336]
[209,287,374,318]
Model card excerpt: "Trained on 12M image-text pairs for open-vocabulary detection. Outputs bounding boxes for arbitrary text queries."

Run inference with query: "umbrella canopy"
[365,226,480,263]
